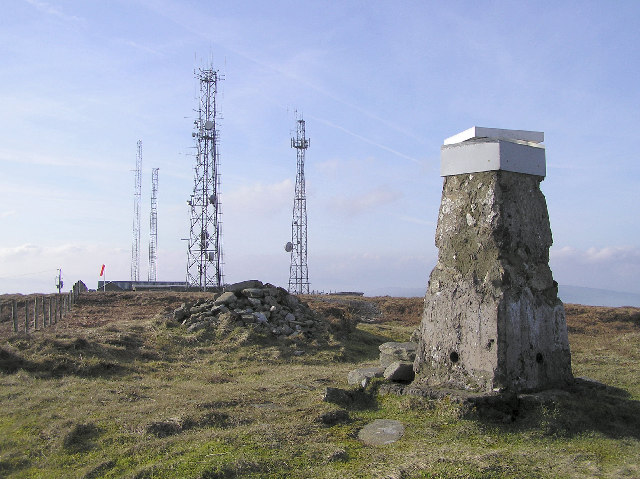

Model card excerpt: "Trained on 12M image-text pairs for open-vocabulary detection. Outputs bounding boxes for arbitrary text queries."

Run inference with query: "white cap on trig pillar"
[441,126,546,177]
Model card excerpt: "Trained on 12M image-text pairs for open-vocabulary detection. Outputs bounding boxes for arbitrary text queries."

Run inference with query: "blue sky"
[1,0,639,296]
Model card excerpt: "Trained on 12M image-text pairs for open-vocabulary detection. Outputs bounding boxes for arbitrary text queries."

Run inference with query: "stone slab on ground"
[383,361,415,382]
[347,367,385,386]
[358,419,405,446]
[379,341,417,367]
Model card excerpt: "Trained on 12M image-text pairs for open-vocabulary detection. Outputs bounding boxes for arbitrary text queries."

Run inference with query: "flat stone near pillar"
[414,127,572,393]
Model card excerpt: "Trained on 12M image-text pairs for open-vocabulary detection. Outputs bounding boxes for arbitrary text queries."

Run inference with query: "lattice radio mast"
[186,67,224,290]
[131,140,142,281]
[288,113,310,294]
[148,167,159,281]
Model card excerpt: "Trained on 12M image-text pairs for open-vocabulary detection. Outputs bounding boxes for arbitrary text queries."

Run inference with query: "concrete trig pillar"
[414,127,572,393]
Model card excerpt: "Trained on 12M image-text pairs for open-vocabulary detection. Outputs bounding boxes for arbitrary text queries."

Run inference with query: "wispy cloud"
[310,116,423,165]
[0,147,129,173]
[313,156,378,178]
[551,245,640,264]
[0,242,131,292]
[24,0,84,23]
[0,243,97,263]
[224,179,292,217]
[137,1,423,147]
[0,243,40,261]
[0,210,16,219]
[550,245,640,294]
[328,187,402,216]
[118,39,164,57]
[399,215,434,227]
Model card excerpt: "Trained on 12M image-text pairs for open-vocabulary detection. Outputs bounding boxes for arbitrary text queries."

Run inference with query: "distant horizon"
[2,282,639,309]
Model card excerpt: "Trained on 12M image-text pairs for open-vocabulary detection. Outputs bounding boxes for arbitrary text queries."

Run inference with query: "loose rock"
[347,367,385,386]
[383,361,415,382]
[179,281,328,343]
[358,419,404,445]
[379,342,417,368]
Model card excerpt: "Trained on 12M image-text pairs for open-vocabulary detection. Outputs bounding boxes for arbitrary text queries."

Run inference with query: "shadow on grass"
[0,336,134,378]
[63,422,103,452]
[470,378,640,440]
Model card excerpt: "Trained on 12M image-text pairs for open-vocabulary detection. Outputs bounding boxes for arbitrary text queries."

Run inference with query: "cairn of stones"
[174,280,327,341]
[414,127,572,393]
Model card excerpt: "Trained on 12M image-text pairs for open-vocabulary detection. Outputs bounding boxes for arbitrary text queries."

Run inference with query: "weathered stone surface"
[179,281,328,342]
[254,312,268,324]
[414,170,572,393]
[242,288,264,298]
[383,361,415,382]
[173,303,190,321]
[358,419,404,445]
[347,367,385,386]
[214,292,237,306]
[379,342,417,367]
[247,297,262,308]
[226,280,263,293]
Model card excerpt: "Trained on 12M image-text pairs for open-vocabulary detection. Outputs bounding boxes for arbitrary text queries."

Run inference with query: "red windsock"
[100,264,105,276]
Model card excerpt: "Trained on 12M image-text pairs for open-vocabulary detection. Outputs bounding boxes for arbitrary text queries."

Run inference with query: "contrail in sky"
[308,115,423,165]
[140,0,425,148]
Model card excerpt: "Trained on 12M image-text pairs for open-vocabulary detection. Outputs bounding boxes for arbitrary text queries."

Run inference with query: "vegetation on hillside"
[0,292,638,478]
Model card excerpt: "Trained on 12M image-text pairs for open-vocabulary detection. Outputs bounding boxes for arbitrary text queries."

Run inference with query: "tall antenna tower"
[186,67,224,290]
[131,140,142,281]
[288,113,310,294]
[148,167,159,282]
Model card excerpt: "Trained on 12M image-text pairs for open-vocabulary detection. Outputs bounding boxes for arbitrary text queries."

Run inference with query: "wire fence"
[0,281,85,334]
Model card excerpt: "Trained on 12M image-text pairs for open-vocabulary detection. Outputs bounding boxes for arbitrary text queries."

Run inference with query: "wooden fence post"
[12,300,18,333]
[24,301,29,333]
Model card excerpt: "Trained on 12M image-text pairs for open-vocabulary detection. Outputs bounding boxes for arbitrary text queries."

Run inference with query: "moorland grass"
[0,295,638,478]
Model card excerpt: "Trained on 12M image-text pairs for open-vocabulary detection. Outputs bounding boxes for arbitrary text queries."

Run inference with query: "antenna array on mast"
[131,140,142,281]
[148,167,159,281]
[288,113,310,294]
[186,66,224,290]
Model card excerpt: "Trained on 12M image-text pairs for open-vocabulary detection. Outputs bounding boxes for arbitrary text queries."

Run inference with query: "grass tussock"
[0,292,638,478]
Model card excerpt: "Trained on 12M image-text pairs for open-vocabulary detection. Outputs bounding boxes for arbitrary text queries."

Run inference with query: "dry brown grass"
[0,292,638,478]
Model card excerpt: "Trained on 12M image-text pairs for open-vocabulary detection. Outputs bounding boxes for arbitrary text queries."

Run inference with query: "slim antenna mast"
[288,112,310,294]
[186,66,224,290]
[55,269,63,294]
[148,167,159,281]
[131,140,142,281]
